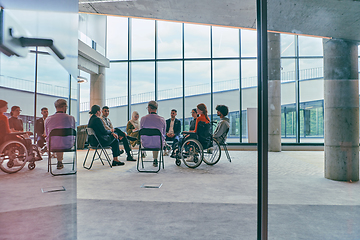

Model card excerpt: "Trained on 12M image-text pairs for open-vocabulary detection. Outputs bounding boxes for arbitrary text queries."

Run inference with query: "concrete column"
[268,32,281,152]
[90,66,106,108]
[323,38,359,182]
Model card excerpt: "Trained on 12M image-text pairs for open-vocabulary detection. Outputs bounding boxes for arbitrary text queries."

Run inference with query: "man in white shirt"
[101,106,136,161]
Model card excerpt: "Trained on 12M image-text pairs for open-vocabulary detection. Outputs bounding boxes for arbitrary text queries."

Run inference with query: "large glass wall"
[80,15,332,144]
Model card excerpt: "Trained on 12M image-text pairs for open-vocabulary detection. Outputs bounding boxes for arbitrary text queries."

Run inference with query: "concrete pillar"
[268,32,281,152]
[323,38,359,182]
[90,66,106,108]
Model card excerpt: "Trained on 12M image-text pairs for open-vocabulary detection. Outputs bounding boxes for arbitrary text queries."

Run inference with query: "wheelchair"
[0,133,42,174]
[174,122,221,169]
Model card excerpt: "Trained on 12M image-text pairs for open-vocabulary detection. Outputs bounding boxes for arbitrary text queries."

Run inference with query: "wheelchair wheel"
[0,140,28,173]
[203,139,221,165]
[28,162,36,170]
[181,138,203,168]
[175,158,181,166]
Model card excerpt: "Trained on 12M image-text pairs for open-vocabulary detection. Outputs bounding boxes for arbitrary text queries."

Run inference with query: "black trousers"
[114,128,132,156]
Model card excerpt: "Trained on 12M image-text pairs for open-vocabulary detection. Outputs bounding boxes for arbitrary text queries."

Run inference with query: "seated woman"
[189,108,198,131]
[126,111,140,147]
[87,105,125,166]
[0,100,37,165]
[171,103,210,157]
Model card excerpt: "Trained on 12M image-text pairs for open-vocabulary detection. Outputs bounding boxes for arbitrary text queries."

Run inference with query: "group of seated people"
[88,100,230,168]
[0,99,75,170]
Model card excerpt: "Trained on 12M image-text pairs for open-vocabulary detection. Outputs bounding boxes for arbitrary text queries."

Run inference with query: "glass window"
[281,59,296,142]
[130,62,155,119]
[241,29,257,58]
[299,36,323,56]
[107,16,128,60]
[184,24,210,58]
[213,60,240,142]
[281,34,295,57]
[157,61,183,124]
[131,19,155,60]
[79,70,90,125]
[184,61,211,131]
[212,27,239,58]
[106,62,128,128]
[157,21,182,59]
[38,54,69,98]
[241,60,257,143]
[299,58,324,143]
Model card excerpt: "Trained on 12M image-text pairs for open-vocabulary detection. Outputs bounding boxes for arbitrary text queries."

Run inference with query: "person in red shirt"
[0,100,11,144]
[171,103,211,158]
[192,103,210,133]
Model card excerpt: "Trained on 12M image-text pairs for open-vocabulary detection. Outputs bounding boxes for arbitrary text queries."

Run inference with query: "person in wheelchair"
[171,103,211,158]
[0,100,41,170]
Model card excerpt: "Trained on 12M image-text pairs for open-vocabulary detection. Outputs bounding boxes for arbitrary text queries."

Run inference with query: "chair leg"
[224,145,231,162]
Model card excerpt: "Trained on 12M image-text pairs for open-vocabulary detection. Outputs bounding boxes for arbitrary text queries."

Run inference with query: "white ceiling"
[79,0,360,42]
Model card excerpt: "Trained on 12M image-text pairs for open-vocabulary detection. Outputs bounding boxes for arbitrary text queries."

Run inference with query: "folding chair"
[217,128,232,162]
[83,128,112,170]
[137,128,164,173]
[48,128,77,176]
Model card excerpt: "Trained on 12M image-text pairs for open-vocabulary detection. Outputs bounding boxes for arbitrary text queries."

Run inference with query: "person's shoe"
[126,136,137,142]
[119,149,124,155]
[153,159,158,167]
[40,146,48,155]
[163,151,169,156]
[141,152,147,158]
[112,160,125,166]
[126,156,136,161]
[57,162,64,169]
[170,150,177,158]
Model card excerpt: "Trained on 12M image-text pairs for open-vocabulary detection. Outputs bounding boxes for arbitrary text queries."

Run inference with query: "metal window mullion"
[182,23,185,130]
[239,29,242,143]
[210,26,213,123]
[155,20,158,101]
[33,47,38,141]
[68,74,71,115]
[295,35,300,143]
[256,0,268,239]
[127,18,132,121]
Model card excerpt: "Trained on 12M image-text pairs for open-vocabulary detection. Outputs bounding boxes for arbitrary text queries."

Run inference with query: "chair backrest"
[139,128,163,149]
[49,128,76,151]
[197,121,212,149]
[85,128,102,147]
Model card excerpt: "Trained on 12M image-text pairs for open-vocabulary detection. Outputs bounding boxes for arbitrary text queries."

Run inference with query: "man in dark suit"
[35,107,48,153]
[165,109,181,151]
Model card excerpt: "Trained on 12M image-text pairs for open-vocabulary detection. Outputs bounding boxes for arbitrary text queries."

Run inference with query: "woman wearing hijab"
[126,111,140,147]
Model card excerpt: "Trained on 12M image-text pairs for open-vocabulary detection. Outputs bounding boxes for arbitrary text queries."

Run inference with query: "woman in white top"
[126,111,140,147]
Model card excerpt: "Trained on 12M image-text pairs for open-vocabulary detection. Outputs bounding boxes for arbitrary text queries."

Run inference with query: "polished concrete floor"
[0,150,359,240]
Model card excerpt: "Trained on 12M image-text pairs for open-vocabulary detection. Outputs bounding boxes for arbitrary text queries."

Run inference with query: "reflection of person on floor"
[140,101,166,167]
[126,111,140,147]
[35,107,49,153]
[0,100,10,144]
[0,100,38,165]
[165,109,181,149]
[8,106,32,136]
[87,105,125,166]
[213,105,230,144]
[8,105,33,153]
[101,106,135,161]
[45,99,75,170]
